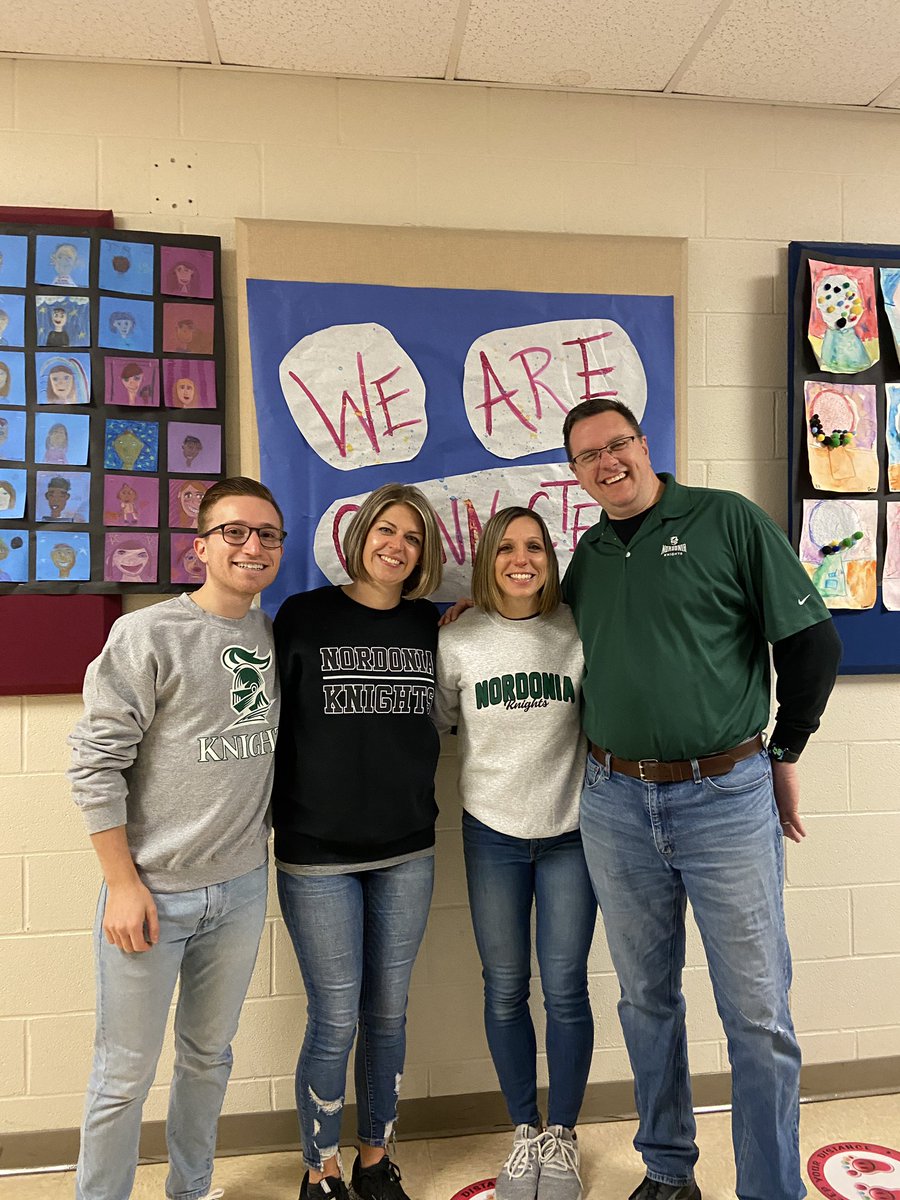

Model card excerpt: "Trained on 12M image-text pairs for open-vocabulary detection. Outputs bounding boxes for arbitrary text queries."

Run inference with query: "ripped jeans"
[277,857,434,1169]
[579,750,804,1200]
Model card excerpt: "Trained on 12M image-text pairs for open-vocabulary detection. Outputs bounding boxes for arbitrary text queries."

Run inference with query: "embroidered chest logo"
[660,534,688,557]
[221,645,273,728]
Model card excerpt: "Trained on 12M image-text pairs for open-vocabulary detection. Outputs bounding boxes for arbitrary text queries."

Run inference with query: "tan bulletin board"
[234,220,687,479]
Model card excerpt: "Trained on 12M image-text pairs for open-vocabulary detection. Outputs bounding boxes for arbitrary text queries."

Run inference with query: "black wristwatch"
[768,742,800,764]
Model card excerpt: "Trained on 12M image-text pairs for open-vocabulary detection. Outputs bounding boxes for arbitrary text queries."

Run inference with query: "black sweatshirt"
[272,586,440,866]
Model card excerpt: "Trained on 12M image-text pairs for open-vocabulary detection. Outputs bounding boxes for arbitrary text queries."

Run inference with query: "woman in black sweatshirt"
[273,482,443,1200]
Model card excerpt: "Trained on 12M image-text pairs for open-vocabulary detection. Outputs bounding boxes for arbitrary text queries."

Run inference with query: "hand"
[102,880,159,953]
[439,598,473,626]
[771,760,806,844]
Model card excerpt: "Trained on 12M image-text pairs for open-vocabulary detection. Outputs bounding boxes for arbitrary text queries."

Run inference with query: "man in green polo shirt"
[562,398,840,1200]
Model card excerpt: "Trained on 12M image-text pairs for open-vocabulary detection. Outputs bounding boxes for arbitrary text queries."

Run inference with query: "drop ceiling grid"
[676,0,900,105]
[207,0,456,77]
[455,0,723,89]
[0,0,209,61]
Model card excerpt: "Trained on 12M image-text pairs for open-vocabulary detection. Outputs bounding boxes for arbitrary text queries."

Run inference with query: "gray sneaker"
[536,1126,582,1200]
[495,1124,544,1200]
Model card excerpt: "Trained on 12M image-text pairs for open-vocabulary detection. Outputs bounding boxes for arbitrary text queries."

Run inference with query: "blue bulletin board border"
[247,278,675,617]
[788,240,900,674]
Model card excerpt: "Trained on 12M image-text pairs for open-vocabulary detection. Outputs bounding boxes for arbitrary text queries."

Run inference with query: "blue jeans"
[463,812,597,1129]
[277,856,434,1170]
[580,750,804,1200]
[77,864,268,1200]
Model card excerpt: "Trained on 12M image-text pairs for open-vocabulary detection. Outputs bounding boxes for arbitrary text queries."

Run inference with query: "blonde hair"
[472,506,561,616]
[342,483,443,600]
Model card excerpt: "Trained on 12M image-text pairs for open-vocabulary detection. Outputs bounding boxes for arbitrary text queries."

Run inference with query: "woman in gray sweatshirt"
[433,507,596,1200]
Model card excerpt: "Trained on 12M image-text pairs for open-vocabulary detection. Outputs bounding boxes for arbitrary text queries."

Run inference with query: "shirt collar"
[583,472,694,543]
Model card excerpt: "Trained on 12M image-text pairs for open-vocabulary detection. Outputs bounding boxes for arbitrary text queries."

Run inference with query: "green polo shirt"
[562,474,831,761]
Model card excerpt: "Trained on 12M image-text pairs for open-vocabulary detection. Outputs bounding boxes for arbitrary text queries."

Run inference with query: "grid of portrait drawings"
[0,225,225,593]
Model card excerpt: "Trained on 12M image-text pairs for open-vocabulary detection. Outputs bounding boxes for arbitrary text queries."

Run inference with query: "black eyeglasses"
[570,435,637,468]
[199,523,287,549]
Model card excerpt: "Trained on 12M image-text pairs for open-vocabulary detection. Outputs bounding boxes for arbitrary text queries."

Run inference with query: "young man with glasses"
[69,476,286,1200]
[563,398,841,1200]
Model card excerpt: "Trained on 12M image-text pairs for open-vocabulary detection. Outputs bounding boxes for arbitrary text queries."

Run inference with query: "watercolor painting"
[171,532,206,585]
[36,353,91,406]
[800,497,877,609]
[166,421,220,474]
[103,475,160,528]
[162,302,214,354]
[884,504,900,611]
[0,469,28,519]
[36,470,90,523]
[160,246,214,299]
[36,531,91,581]
[35,295,91,348]
[163,358,216,409]
[0,293,26,348]
[0,409,26,462]
[104,419,160,472]
[169,478,213,529]
[98,238,155,295]
[0,529,28,582]
[104,532,159,583]
[34,236,90,288]
[804,380,878,492]
[881,267,900,361]
[0,353,26,406]
[98,297,155,354]
[104,357,160,408]
[808,260,879,373]
[0,235,28,288]
[887,383,900,492]
[34,412,91,466]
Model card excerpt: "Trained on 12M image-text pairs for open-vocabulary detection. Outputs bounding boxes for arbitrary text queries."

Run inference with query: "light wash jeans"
[462,811,596,1129]
[76,863,268,1200]
[277,856,434,1170]
[580,750,805,1200]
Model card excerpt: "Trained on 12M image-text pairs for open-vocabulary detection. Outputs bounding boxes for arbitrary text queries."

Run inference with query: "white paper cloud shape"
[313,462,602,601]
[279,323,427,471]
[463,319,647,460]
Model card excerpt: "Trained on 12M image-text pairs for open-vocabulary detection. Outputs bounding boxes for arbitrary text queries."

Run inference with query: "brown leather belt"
[590,733,764,784]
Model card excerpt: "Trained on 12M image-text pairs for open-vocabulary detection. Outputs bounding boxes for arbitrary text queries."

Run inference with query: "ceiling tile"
[677,0,900,105]
[208,0,456,77]
[456,0,722,90]
[0,0,208,61]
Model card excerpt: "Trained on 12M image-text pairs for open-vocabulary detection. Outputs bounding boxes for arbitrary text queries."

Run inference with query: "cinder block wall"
[2,58,899,1135]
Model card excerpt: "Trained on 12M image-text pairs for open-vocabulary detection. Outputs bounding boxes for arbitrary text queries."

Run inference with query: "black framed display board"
[0,223,225,594]
[788,239,900,673]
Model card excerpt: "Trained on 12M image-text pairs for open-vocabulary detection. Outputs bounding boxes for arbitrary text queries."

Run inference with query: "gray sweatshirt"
[69,594,280,892]
[433,605,585,839]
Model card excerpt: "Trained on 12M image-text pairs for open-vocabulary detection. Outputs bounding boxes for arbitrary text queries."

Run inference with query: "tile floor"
[3,1092,898,1200]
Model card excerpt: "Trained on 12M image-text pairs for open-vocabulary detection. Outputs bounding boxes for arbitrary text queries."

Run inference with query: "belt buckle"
[638,758,658,781]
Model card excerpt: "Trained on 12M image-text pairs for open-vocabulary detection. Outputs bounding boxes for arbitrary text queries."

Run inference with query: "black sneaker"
[350,1154,410,1200]
[300,1172,351,1200]
[627,1178,701,1200]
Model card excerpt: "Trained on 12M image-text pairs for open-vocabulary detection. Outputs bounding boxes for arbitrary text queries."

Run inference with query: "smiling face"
[175,263,195,288]
[112,545,149,579]
[193,494,283,608]
[113,316,134,339]
[568,410,660,519]
[175,377,197,407]
[358,503,424,594]
[49,368,75,401]
[45,485,69,516]
[494,515,548,616]
[51,308,67,330]
[182,544,204,579]
[180,483,205,522]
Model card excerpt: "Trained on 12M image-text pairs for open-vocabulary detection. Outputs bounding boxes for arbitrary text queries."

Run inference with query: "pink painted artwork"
[104,357,161,407]
[162,303,215,355]
[160,246,214,299]
[163,358,216,409]
[103,532,159,584]
[170,532,206,585]
[103,475,160,528]
[168,478,214,529]
[166,422,221,475]
[808,260,879,374]
[804,380,878,493]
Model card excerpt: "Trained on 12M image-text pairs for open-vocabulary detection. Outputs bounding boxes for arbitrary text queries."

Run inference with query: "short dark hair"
[563,398,644,460]
[198,476,284,533]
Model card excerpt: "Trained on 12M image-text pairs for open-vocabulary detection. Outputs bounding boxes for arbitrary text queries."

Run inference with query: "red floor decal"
[450,1180,496,1200]
[808,1143,900,1199]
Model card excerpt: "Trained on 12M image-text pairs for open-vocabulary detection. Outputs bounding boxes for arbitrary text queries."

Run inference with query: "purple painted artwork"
[103,531,159,583]
[167,422,220,475]
[171,532,206,585]
[160,246,214,299]
[163,358,216,409]
[104,357,161,407]
[169,478,214,529]
[162,302,214,355]
[103,475,160,528]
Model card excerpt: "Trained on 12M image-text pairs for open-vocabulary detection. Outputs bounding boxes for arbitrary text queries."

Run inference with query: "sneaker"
[300,1172,351,1200]
[627,1178,701,1200]
[495,1124,543,1200]
[536,1126,582,1200]
[350,1154,410,1200]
